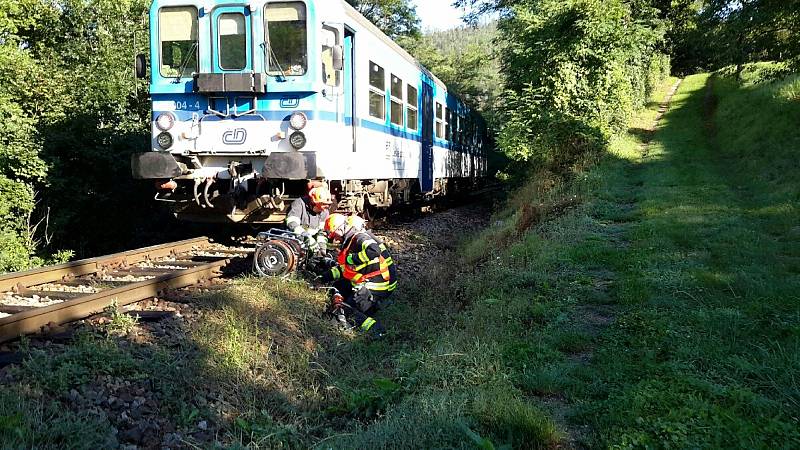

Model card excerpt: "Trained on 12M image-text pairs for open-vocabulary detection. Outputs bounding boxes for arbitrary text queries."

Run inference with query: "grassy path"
[559,73,800,447]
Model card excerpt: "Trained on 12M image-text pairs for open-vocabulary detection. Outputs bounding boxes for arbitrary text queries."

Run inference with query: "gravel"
[33,283,101,294]
[373,204,492,279]
[1,293,65,308]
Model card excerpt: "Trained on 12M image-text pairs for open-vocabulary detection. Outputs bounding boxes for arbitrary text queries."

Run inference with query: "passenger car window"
[406,85,418,131]
[445,107,452,141]
[368,62,386,120]
[265,2,307,76]
[219,13,246,70]
[435,103,444,139]
[390,75,403,126]
[159,7,198,77]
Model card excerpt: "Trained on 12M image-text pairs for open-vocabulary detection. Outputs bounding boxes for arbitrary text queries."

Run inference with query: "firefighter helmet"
[324,213,348,240]
[346,215,366,233]
[308,186,333,206]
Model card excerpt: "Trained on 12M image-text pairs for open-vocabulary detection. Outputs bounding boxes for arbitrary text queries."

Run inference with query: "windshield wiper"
[264,21,286,81]
[174,42,198,82]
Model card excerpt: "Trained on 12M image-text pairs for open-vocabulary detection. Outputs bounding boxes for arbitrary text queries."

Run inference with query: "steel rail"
[0,237,211,292]
[0,259,229,343]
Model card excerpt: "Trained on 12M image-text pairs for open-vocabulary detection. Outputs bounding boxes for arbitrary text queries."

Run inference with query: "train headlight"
[155,113,175,131]
[289,131,307,149]
[156,132,174,150]
[289,112,307,130]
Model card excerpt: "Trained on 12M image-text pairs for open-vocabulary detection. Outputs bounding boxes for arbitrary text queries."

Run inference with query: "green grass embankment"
[558,68,799,446]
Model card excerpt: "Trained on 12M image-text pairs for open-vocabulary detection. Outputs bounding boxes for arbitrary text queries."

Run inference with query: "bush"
[495,0,669,171]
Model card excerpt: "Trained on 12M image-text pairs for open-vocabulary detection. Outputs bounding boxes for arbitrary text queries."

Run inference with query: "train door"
[211,7,252,73]
[210,6,253,115]
[344,28,356,152]
[420,82,434,192]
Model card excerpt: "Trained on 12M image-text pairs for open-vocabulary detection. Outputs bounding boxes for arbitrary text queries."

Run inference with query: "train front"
[132,0,345,223]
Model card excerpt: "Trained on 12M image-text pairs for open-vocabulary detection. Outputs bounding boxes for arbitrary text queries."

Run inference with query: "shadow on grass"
[562,72,800,447]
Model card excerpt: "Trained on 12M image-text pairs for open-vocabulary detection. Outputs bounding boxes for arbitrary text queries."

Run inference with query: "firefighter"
[319,213,397,337]
[285,185,333,253]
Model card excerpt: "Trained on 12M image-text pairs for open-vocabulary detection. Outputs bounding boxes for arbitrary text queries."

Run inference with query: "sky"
[411,0,468,32]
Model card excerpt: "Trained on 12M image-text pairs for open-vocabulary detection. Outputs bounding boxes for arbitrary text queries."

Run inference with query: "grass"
[2,67,799,448]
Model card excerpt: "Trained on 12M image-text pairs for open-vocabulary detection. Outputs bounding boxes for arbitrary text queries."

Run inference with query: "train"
[132,0,489,224]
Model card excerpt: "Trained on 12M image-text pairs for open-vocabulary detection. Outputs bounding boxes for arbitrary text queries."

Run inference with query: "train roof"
[338,0,449,95]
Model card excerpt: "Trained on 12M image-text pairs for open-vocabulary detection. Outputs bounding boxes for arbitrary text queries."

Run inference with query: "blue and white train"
[132,0,489,223]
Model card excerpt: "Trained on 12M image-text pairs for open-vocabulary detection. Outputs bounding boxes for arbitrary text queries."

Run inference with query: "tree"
[0,0,58,271]
[452,0,669,171]
[406,24,503,120]
[699,0,800,72]
[0,0,165,270]
[345,0,421,39]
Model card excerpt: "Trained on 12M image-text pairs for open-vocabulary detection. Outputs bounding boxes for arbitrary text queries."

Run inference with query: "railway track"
[0,237,253,343]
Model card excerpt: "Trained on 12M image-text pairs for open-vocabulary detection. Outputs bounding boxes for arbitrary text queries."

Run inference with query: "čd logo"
[223,129,247,145]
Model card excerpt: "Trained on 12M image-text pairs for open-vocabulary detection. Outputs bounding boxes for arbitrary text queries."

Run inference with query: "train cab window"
[435,103,444,139]
[218,13,247,70]
[390,75,403,126]
[159,7,198,77]
[321,26,340,87]
[406,85,418,131]
[368,61,386,120]
[265,2,307,76]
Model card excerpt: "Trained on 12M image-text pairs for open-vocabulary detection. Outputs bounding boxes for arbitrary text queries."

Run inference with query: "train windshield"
[159,7,198,77]
[264,2,307,76]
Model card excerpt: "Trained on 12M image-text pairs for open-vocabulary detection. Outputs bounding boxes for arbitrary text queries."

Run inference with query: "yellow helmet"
[324,214,366,240]
[308,186,333,207]
[324,213,348,240]
[346,215,366,233]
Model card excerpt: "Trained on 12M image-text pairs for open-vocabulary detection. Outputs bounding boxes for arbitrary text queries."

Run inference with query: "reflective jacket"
[329,231,397,292]
[285,196,329,234]
[285,196,330,248]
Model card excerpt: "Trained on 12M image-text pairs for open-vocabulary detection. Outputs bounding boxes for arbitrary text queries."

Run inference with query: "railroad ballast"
[132,0,489,224]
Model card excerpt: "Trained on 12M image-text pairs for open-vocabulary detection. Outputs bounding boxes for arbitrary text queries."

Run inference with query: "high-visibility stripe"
[366,281,397,291]
[361,317,377,331]
[354,257,380,272]
[358,239,376,263]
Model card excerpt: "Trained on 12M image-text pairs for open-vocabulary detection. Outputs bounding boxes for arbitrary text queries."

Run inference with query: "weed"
[101,299,138,336]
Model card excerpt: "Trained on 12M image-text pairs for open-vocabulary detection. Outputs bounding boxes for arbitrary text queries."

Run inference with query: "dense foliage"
[345,0,421,39]
[404,24,502,117]
[453,0,800,173]
[697,0,800,73]
[488,0,670,170]
[0,0,62,271]
[0,0,165,272]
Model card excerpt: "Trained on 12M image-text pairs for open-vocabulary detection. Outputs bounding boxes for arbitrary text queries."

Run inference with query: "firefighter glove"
[301,232,318,251]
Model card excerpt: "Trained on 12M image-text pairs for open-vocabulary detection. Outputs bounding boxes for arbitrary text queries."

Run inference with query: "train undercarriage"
[145,161,474,224]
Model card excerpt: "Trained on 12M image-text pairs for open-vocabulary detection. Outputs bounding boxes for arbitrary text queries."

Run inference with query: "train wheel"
[253,240,297,277]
